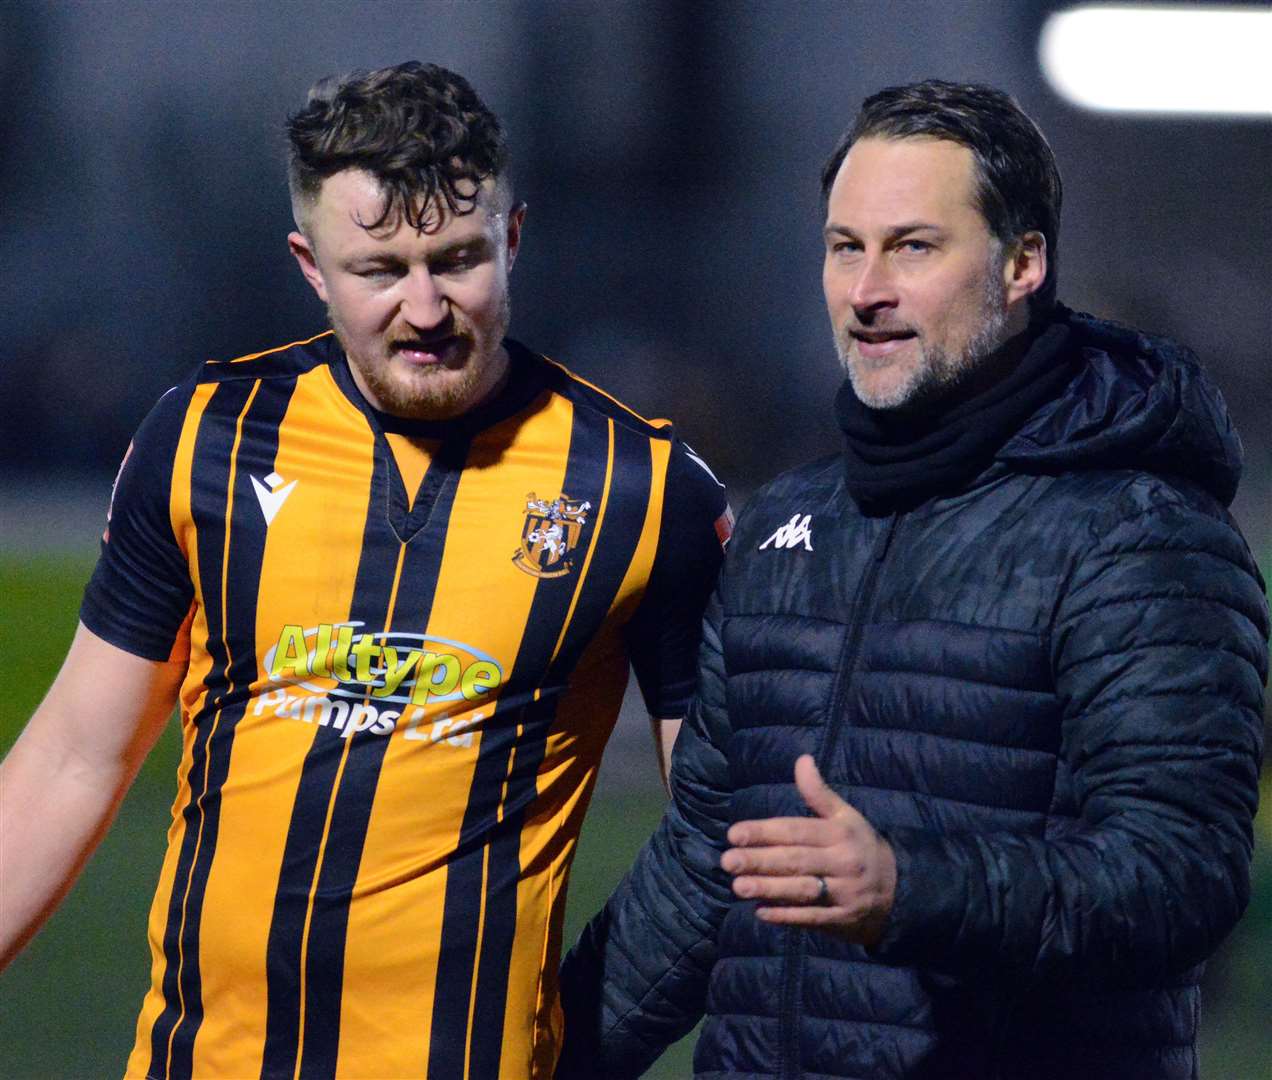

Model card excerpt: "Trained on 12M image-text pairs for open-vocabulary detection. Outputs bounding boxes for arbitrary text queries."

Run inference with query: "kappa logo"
[512,492,592,578]
[759,512,814,551]
[251,471,297,525]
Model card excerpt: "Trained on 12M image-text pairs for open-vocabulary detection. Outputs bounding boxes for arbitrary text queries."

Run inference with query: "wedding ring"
[813,875,830,906]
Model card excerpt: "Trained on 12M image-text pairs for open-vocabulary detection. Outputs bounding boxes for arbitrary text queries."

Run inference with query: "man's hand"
[720,754,896,946]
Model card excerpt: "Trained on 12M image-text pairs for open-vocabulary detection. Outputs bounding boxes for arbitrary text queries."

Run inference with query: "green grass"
[1,553,1268,1078]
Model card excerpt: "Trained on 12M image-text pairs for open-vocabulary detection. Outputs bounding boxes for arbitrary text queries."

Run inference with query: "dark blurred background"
[1,2,1268,1077]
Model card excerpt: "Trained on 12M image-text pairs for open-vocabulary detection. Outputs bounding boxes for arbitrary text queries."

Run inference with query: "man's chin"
[351,363,466,419]
[847,360,926,411]
[392,373,480,419]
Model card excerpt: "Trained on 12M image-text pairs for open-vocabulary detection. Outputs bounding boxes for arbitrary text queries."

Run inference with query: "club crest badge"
[513,493,592,579]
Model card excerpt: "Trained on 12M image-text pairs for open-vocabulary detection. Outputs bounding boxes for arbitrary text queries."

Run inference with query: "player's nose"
[400,267,448,329]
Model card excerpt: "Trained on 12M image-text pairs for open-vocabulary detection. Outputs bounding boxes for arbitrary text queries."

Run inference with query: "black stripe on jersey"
[148,375,297,1080]
[470,420,651,1078]
[426,409,636,1078]
[546,420,652,684]
[260,436,468,1080]
[301,436,467,1079]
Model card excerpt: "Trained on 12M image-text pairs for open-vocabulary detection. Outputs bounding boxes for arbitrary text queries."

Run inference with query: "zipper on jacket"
[874,510,899,563]
[818,510,899,780]
[776,509,902,1080]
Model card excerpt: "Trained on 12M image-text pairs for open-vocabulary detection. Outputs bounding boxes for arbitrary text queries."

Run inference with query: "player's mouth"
[851,329,918,360]
[392,334,467,367]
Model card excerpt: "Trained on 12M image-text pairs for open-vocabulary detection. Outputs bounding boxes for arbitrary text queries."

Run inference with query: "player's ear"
[505,201,526,271]
[289,231,329,303]
[1003,230,1046,306]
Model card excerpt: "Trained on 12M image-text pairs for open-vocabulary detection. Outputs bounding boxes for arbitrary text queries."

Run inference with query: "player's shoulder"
[126,331,337,460]
[197,329,337,384]
[518,341,674,441]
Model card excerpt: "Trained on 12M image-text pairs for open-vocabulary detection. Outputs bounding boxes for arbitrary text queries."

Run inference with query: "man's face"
[823,136,1030,411]
[289,169,524,420]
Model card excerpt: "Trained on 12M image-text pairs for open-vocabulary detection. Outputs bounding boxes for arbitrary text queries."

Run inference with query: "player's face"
[289,169,524,420]
[823,136,1034,411]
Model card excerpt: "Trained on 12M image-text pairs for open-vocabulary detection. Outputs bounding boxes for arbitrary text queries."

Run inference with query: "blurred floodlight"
[1039,5,1272,116]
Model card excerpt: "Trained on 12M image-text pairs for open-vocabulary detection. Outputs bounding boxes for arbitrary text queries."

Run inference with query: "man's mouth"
[392,335,464,365]
[851,329,917,344]
[850,329,918,360]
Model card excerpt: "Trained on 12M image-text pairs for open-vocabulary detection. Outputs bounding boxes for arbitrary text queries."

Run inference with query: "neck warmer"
[836,316,1076,510]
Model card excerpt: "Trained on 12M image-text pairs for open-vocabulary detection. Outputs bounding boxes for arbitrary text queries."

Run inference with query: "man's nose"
[848,254,898,316]
[400,267,448,328]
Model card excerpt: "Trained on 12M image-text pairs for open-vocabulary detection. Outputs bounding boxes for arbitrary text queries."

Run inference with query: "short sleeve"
[624,438,731,717]
[80,384,195,662]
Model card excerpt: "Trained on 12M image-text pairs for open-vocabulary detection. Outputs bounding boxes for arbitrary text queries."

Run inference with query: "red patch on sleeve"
[714,505,735,548]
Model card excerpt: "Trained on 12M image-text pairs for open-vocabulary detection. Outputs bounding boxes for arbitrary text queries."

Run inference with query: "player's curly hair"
[822,80,1063,314]
[286,61,510,233]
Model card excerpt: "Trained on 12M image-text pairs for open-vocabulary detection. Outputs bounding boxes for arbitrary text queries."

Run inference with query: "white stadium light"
[1039,5,1272,116]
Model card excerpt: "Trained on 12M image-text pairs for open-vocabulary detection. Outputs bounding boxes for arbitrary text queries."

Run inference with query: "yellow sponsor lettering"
[374,647,423,699]
[269,623,504,711]
[311,622,335,678]
[461,661,501,701]
[328,624,353,680]
[270,624,311,679]
[411,652,461,706]
[350,635,381,682]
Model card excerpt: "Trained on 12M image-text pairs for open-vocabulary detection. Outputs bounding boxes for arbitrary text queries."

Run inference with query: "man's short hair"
[286,60,510,234]
[821,80,1063,313]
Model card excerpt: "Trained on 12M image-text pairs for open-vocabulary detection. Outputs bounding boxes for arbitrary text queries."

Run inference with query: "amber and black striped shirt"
[81,333,728,1079]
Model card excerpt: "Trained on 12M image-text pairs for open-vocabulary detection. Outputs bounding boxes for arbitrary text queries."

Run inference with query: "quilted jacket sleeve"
[871,487,1269,986]
[557,589,736,1078]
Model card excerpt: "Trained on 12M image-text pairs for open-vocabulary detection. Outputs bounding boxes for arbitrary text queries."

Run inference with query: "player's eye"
[353,263,404,280]
[434,247,486,274]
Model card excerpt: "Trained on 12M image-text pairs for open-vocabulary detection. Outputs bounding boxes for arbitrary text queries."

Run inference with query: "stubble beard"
[332,293,512,421]
[835,262,1010,412]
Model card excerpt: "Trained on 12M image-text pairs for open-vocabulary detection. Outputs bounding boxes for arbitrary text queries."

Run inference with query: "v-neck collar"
[325,338,548,543]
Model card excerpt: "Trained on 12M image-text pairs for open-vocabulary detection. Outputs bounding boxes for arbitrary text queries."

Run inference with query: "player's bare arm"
[0,623,184,971]
[650,715,683,795]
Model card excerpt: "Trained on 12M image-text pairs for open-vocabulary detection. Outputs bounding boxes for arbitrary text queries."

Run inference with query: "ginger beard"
[327,287,511,420]
[834,246,1010,412]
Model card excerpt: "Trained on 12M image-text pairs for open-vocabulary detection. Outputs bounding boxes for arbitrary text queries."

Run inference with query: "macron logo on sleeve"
[759,512,814,551]
[251,471,297,525]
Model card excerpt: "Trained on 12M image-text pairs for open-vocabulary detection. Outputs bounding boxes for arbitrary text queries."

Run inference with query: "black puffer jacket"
[558,311,1269,1080]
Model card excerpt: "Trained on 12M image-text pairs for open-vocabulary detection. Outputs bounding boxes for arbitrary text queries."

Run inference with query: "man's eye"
[898,240,932,254]
[830,241,861,255]
[435,250,482,274]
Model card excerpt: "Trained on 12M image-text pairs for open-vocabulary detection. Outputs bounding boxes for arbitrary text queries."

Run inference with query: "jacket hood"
[999,307,1244,506]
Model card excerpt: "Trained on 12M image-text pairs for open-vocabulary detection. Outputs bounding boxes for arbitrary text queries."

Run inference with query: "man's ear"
[288,231,329,303]
[505,202,527,271]
[1003,230,1046,306]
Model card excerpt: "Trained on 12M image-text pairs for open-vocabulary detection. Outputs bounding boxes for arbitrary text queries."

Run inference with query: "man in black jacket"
[558,80,1269,1080]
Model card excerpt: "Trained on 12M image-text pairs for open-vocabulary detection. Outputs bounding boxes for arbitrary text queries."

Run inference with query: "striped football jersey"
[81,333,728,1079]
